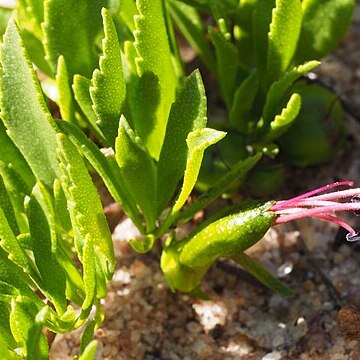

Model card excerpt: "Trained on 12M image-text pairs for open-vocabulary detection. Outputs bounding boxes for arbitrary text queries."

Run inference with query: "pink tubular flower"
[270,181,360,242]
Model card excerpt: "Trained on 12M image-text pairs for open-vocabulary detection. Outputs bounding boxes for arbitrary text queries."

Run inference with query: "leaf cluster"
[0,19,115,359]
[168,0,353,188]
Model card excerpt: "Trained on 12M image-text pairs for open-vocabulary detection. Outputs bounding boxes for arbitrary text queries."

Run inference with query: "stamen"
[273,202,360,221]
[305,188,360,202]
[271,181,354,211]
[312,214,356,234]
[271,181,360,242]
[277,199,340,209]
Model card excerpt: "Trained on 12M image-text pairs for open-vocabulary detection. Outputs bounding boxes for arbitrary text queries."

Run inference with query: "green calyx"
[161,201,276,293]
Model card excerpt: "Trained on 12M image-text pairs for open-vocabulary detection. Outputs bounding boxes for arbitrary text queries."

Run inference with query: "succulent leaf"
[90,8,126,146]
[0,20,59,187]
[157,70,207,214]
[115,116,157,231]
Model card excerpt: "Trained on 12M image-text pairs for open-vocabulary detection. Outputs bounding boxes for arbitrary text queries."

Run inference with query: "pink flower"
[270,181,360,242]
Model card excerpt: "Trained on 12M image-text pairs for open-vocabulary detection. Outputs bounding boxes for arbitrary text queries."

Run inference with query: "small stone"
[294,317,308,339]
[262,351,282,360]
[192,301,227,331]
[277,261,294,278]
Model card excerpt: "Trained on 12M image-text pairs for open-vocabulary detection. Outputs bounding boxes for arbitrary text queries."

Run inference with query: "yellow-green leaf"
[172,128,226,214]
[56,56,77,123]
[264,93,302,142]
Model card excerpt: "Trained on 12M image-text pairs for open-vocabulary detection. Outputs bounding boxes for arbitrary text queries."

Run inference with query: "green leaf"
[129,234,155,254]
[0,175,19,235]
[0,202,29,271]
[123,40,138,75]
[80,319,97,355]
[262,61,319,124]
[174,0,208,9]
[0,281,20,301]
[55,245,85,306]
[53,179,72,233]
[55,56,77,123]
[132,0,177,159]
[229,70,259,133]
[0,162,30,232]
[19,29,54,77]
[295,0,355,63]
[0,121,34,189]
[114,0,138,32]
[0,20,59,188]
[43,0,105,78]
[126,71,161,153]
[0,338,19,360]
[172,128,226,214]
[253,0,275,86]
[16,233,32,251]
[115,116,157,231]
[25,182,67,314]
[208,26,238,108]
[232,252,294,296]
[57,134,115,308]
[16,0,44,38]
[0,250,42,307]
[10,298,48,358]
[157,70,207,214]
[0,6,13,40]
[234,0,257,68]
[0,300,16,349]
[90,8,126,146]
[26,318,49,360]
[57,120,144,232]
[177,153,262,224]
[72,74,106,142]
[263,93,301,142]
[266,0,302,85]
[79,340,98,360]
[167,1,216,73]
